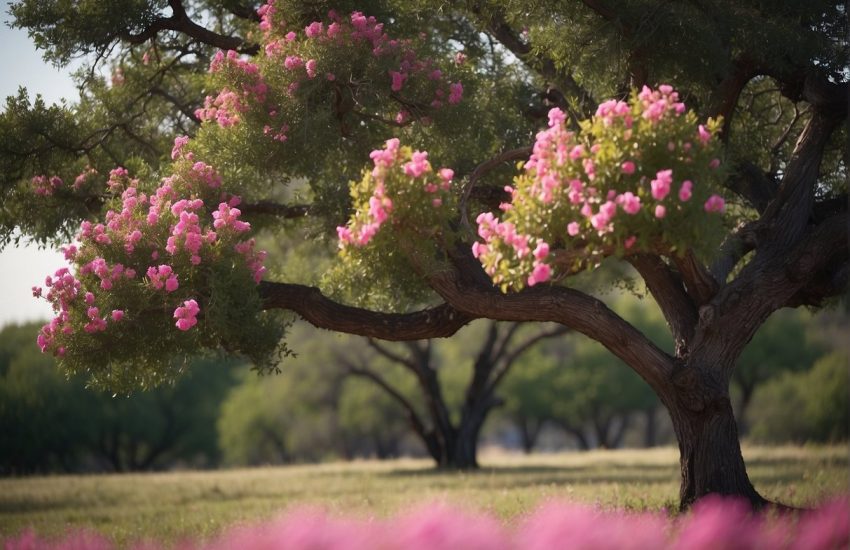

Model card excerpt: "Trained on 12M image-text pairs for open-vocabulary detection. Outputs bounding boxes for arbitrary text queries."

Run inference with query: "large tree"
[3,1,846,510]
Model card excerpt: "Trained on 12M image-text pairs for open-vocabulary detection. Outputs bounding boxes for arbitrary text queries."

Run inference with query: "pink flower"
[403,151,431,177]
[704,194,725,213]
[527,263,551,286]
[174,299,200,331]
[621,161,636,174]
[471,241,488,258]
[305,59,317,79]
[567,222,580,236]
[709,158,721,169]
[651,169,672,200]
[448,82,463,104]
[284,55,303,70]
[698,124,711,145]
[533,241,549,260]
[171,135,190,160]
[304,21,323,38]
[111,310,124,322]
[655,205,667,218]
[165,275,179,293]
[390,71,407,92]
[679,180,693,201]
[619,192,641,215]
[624,235,637,249]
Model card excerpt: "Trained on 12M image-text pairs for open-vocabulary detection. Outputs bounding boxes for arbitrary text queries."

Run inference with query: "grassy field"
[1,445,847,546]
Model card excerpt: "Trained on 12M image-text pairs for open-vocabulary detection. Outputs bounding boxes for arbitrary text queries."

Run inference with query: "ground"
[1,446,847,546]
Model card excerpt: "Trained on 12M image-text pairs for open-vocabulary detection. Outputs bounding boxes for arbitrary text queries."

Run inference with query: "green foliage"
[748,352,849,444]
[735,309,828,402]
[0,323,242,474]
[502,293,666,445]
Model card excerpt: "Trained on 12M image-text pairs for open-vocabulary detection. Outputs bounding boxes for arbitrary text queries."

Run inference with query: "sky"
[0,25,81,328]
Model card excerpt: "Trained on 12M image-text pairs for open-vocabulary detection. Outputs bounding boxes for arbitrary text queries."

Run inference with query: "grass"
[0,445,847,546]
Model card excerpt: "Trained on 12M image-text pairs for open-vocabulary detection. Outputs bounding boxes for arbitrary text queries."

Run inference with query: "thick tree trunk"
[667,391,765,509]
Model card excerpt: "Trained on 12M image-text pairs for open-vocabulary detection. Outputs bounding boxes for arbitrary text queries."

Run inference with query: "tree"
[501,295,664,452]
[3,1,846,509]
[342,321,567,468]
[748,352,849,444]
[734,309,828,433]
[0,323,240,473]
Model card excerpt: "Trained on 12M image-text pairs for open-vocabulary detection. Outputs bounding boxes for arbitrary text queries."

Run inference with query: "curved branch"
[366,339,417,372]
[628,253,698,354]
[425,263,675,394]
[343,362,433,445]
[459,146,531,232]
[469,4,596,119]
[258,281,475,340]
[487,324,570,394]
[121,0,259,55]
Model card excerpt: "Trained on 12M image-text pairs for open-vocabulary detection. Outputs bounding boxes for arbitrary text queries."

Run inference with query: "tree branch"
[426,256,675,394]
[366,338,418,372]
[258,281,475,340]
[487,324,570,394]
[469,4,596,120]
[459,146,530,232]
[628,253,698,355]
[120,0,259,55]
[343,362,432,443]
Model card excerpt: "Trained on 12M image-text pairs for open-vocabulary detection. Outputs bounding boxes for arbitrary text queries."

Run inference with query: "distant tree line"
[1,300,846,474]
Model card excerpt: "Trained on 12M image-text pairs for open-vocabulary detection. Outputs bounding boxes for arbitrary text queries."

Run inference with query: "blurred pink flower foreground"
[4,498,848,549]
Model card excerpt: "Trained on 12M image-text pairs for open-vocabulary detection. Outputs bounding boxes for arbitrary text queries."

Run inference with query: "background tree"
[748,352,849,444]
[4,1,847,510]
[733,309,828,433]
[0,323,240,473]
[501,293,666,451]
[341,321,567,468]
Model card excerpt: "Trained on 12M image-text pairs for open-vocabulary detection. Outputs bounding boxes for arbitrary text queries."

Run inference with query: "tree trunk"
[518,416,543,454]
[667,390,766,509]
[644,407,657,448]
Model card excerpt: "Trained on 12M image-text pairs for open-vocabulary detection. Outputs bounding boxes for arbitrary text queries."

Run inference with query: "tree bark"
[663,365,766,509]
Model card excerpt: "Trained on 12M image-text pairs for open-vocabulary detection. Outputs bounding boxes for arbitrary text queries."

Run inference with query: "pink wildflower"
[704,194,725,213]
[174,299,200,331]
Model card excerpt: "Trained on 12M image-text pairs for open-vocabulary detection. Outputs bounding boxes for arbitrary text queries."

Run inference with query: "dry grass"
[1,445,847,546]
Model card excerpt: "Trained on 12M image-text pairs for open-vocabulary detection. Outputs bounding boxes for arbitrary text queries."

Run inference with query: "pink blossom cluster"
[213,202,251,233]
[234,238,268,283]
[474,213,551,287]
[253,6,463,129]
[146,264,179,292]
[173,298,200,331]
[166,198,210,265]
[73,166,98,189]
[5,497,848,550]
[257,0,285,36]
[30,175,63,196]
[79,257,135,290]
[637,84,687,122]
[33,267,81,355]
[198,51,268,128]
[196,88,248,128]
[337,140,454,248]
[107,167,138,191]
[34,138,268,354]
[473,87,728,289]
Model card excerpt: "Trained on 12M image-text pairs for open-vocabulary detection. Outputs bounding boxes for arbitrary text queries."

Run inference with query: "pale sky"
[0,25,81,328]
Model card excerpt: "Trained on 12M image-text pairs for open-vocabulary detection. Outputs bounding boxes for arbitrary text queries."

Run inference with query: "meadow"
[1,445,847,547]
